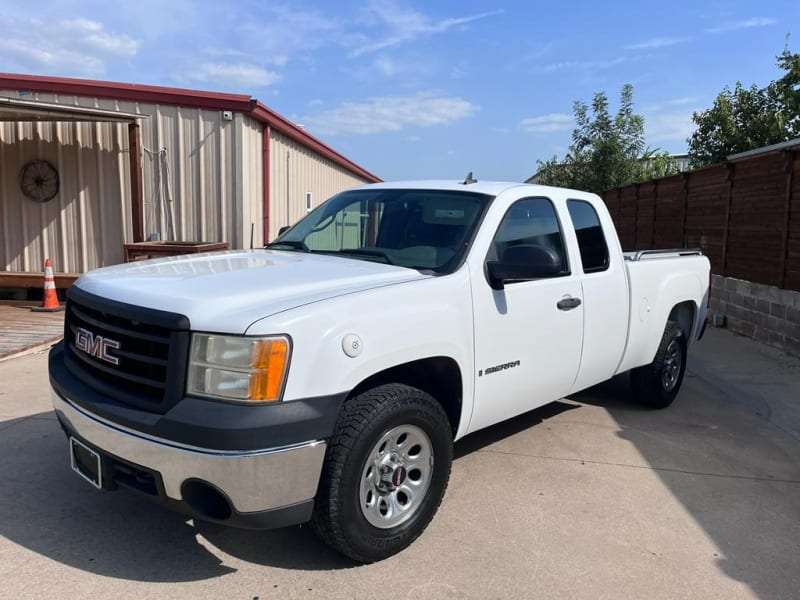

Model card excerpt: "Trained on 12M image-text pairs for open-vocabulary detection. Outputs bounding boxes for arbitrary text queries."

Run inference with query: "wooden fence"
[600,145,800,292]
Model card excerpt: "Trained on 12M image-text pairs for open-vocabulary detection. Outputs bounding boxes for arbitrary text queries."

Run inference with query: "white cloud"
[643,96,698,112]
[344,53,439,82]
[645,111,696,142]
[625,36,688,50]
[667,96,696,106]
[521,113,573,133]
[237,4,343,67]
[67,19,138,55]
[535,56,627,73]
[406,135,422,142]
[350,1,503,56]
[228,3,499,79]
[0,17,138,76]
[204,46,287,68]
[373,55,398,76]
[705,17,776,33]
[303,92,479,135]
[451,62,468,79]
[522,42,554,62]
[185,63,281,87]
[641,96,704,144]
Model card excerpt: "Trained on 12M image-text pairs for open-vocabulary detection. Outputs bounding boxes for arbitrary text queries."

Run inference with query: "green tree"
[536,84,677,192]
[688,45,800,167]
[774,46,800,121]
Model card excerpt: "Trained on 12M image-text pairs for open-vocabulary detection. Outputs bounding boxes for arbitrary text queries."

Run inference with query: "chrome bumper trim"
[52,389,326,514]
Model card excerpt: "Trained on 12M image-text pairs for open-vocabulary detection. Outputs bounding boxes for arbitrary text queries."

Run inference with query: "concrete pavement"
[1,329,798,599]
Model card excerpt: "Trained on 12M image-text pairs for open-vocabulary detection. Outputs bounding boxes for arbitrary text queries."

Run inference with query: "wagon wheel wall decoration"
[19,160,60,203]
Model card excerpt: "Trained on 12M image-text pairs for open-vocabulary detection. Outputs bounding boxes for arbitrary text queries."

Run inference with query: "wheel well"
[669,301,696,338]
[348,357,463,436]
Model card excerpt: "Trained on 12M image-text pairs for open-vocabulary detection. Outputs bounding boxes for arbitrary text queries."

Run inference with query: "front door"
[469,196,584,433]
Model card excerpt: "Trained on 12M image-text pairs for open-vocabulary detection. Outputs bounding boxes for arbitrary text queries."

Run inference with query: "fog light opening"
[181,480,233,521]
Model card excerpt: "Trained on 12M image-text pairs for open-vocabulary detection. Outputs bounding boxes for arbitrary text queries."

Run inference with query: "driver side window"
[491,197,569,277]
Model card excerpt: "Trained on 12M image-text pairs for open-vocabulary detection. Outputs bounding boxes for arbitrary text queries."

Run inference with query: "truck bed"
[623,248,704,261]
[617,250,710,374]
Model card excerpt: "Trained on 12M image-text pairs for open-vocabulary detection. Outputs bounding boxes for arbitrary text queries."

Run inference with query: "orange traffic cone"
[31,258,64,312]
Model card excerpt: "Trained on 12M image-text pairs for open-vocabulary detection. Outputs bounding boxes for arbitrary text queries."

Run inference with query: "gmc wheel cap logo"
[75,327,120,365]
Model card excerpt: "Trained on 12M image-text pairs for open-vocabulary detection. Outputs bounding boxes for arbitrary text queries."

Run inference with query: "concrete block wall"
[709,275,800,357]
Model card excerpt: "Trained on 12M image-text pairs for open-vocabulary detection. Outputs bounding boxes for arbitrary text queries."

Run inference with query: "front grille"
[64,286,190,413]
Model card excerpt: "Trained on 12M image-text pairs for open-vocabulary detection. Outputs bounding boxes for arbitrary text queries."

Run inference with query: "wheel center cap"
[391,466,407,487]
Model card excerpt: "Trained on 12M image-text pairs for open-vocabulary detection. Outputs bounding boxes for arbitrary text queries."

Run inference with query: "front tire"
[310,384,453,563]
[631,320,687,409]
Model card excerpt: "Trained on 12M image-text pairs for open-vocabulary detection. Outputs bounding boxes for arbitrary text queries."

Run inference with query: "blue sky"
[1,0,798,181]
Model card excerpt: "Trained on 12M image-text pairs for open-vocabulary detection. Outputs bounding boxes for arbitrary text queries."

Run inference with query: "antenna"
[462,171,477,185]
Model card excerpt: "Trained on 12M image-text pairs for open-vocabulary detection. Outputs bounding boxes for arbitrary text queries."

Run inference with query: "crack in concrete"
[477,448,800,484]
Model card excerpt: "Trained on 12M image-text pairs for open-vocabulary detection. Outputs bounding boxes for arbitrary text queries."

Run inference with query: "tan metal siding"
[236,113,264,248]
[0,117,129,273]
[136,103,243,246]
[0,91,255,270]
[269,129,371,240]
[90,100,261,249]
[1,88,368,272]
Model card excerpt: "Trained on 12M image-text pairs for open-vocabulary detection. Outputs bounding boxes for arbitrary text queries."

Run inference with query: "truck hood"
[74,249,429,333]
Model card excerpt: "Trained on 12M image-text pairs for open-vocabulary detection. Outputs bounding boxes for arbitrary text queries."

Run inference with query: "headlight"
[187,334,290,402]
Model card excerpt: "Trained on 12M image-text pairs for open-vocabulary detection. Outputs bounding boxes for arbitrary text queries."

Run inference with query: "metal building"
[0,73,380,278]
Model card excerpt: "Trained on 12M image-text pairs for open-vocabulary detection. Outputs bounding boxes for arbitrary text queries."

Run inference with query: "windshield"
[268,188,493,273]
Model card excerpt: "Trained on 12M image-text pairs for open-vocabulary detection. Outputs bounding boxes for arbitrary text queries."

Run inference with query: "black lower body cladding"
[51,339,344,529]
[49,342,346,451]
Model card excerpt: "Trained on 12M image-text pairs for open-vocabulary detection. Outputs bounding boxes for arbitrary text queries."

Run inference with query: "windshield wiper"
[266,244,403,267]
[265,240,310,252]
[334,248,394,264]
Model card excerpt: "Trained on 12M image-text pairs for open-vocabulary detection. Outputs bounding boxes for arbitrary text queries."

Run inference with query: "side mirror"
[277,225,291,236]
[486,244,562,290]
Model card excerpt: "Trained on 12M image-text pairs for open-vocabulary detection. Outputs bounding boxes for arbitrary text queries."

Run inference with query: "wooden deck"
[0,271,80,289]
[0,304,64,360]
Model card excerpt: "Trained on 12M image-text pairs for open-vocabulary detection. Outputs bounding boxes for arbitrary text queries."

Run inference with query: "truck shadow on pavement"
[0,401,580,580]
[453,400,580,459]
[572,371,800,600]
[6,368,797,595]
[0,413,353,580]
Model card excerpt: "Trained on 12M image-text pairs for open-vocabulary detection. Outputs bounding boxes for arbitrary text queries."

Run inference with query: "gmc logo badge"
[75,327,120,365]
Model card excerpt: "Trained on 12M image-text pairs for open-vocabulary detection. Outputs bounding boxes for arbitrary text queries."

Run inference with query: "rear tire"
[631,320,687,409]
[310,383,453,563]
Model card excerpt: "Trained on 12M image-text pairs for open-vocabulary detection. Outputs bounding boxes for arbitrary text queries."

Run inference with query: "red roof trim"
[0,72,381,182]
[251,101,380,182]
[0,73,253,110]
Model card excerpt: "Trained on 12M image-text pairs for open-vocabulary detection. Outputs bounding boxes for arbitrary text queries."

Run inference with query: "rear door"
[469,196,584,433]
[565,198,629,393]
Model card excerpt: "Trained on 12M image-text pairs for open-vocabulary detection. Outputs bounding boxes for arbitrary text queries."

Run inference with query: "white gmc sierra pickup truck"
[50,179,710,562]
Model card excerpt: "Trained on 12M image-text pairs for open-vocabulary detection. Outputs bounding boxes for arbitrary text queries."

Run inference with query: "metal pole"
[286,151,290,227]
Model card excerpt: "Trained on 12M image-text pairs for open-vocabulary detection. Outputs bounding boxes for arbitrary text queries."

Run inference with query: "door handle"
[557,297,582,311]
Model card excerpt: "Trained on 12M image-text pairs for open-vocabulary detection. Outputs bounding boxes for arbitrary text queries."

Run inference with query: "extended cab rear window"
[567,199,609,273]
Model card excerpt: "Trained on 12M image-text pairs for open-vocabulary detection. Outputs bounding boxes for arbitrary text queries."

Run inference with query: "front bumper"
[53,389,327,529]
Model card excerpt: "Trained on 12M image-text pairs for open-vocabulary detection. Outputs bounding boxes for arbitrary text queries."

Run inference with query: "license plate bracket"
[70,437,103,489]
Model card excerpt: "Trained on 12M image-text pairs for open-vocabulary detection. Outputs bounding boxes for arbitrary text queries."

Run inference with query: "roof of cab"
[348,180,595,198]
